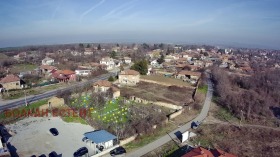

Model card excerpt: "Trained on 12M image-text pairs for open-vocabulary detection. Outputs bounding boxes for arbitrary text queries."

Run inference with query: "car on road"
[191,121,201,129]
[49,151,58,157]
[49,128,59,136]
[110,146,126,156]
[39,154,47,157]
[73,147,88,157]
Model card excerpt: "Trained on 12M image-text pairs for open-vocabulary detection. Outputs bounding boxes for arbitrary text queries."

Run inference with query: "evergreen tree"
[130,60,148,75]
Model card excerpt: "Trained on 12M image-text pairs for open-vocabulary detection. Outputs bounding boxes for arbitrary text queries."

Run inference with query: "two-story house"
[100,57,115,70]
[118,70,140,86]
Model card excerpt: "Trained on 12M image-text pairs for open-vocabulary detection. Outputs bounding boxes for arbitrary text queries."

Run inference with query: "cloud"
[51,0,64,20]
[80,0,106,21]
[101,0,138,20]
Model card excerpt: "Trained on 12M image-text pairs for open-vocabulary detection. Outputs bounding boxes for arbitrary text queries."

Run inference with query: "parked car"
[110,146,126,156]
[73,147,88,157]
[49,151,58,157]
[39,154,47,157]
[191,121,201,129]
[49,128,59,136]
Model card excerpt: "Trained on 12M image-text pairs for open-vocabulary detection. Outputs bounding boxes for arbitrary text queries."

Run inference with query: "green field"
[10,64,37,73]
[70,96,129,125]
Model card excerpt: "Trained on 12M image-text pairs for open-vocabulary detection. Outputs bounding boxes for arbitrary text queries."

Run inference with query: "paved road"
[127,74,213,157]
[0,72,116,111]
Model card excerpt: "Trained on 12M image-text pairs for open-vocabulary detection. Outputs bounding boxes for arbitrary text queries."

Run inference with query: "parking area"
[6,117,95,157]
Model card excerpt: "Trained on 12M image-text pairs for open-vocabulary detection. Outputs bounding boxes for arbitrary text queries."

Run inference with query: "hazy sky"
[1,0,280,49]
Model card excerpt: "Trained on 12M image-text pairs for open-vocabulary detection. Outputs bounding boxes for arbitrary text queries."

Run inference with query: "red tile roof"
[182,147,214,157]
[120,70,140,75]
[0,74,20,83]
[182,147,237,157]
[93,80,112,87]
[61,70,75,75]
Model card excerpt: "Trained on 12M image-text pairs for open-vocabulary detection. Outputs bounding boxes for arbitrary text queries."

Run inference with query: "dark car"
[39,154,47,157]
[191,121,201,129]
[110,146,126,156]
[31,155,36,157]
[73,147,88,157]
[49,128,59,136]
[49,151,58,157]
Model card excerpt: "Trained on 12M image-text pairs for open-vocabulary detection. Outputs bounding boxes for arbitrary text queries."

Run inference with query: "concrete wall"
[140,79,196,89]
[168,109,184,120]
[152,102,182,110]
[119,134,138,146]
[129,96,182,110]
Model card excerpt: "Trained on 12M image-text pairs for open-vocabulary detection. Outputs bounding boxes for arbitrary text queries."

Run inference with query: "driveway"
[6,117,95,157]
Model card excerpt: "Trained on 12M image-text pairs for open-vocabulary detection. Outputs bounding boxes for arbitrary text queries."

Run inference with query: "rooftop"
[120,69,140,75]
[93,80,112,87]
[0,74,20,83]
[84,130,117,144]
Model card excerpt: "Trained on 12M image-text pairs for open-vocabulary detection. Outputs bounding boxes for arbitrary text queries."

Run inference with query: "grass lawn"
[198,85,208,94]
[70,96,129,125]
[2,89,39,100]
[91,98,129,124]
[62,116,87,124]
[141,75,192,87]
[10,64,37,73]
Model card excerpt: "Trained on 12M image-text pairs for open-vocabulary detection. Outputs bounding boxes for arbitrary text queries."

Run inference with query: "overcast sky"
[1,0,280,49]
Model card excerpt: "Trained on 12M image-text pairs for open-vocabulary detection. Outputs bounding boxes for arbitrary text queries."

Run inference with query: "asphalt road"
[0,72,116,111]
[127,74,213,157]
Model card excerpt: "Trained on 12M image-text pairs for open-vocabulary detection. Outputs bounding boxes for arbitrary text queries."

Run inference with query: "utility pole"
[24,89,28,106]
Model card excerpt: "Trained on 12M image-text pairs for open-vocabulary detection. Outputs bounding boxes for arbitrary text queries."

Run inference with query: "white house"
[84,48,94,55]
[83,130,117,155]
[123,57,132,64]
[75,69,92,76]
[42,57,54,65]
[150,60,159,67]
[164,55,174,62]
[100,57,115,70]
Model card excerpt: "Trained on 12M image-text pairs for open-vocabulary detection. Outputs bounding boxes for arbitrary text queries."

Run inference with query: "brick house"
[52,70,76,82]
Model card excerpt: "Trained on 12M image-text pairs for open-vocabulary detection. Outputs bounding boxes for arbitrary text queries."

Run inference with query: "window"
[16,83,19,85]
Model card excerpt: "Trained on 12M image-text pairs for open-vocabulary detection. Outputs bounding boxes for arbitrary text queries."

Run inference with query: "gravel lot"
[6,117,95,157]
